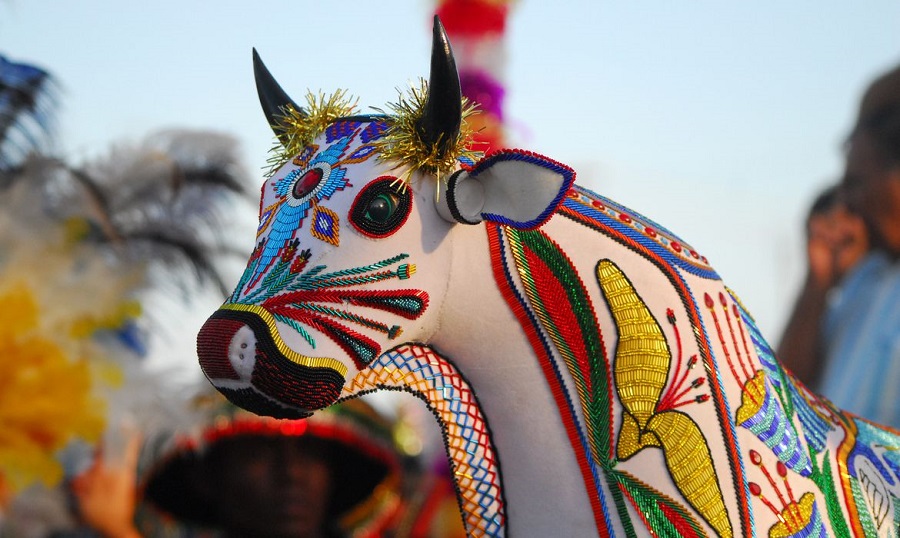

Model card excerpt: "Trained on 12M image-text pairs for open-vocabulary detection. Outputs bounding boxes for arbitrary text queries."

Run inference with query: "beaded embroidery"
[349,176,413,238]
[564,187,718,279]
[345,344,505,537]
[228,246,426,369]
[493,225,733,536]
[310,203,340,246]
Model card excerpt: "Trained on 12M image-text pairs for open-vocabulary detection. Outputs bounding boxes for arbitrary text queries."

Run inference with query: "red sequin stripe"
[521,240,597,396]
[559,202,753,535]
[487,224,612,536]
[263,289,428,320]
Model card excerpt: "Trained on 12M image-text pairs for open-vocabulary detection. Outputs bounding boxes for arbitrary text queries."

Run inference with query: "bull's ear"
[436,149,575,229]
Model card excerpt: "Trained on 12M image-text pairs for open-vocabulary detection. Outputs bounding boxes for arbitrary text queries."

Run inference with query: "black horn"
[253,48,305,140]
[417,16,462,157]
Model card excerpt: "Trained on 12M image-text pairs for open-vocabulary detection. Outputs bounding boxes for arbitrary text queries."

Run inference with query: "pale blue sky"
[4,1,900,340]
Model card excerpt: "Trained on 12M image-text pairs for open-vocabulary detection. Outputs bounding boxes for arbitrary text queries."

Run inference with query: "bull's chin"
[197,305,347,419]
[215,385,314,419]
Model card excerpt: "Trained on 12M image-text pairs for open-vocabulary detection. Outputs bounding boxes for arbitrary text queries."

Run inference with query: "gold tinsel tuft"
[263,81,483,185]
[374,78,482,185]
[265,89,359,177]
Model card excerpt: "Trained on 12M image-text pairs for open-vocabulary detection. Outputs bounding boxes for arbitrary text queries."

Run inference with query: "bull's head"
[197,17,573,419]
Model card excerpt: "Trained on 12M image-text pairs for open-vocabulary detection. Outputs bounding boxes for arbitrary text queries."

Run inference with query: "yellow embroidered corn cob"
[647,410,733,537]
[596,259,733,538]
[596,260,669,426]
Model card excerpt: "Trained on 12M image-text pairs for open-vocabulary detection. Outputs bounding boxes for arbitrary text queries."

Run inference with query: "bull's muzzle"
[197,304,347,419]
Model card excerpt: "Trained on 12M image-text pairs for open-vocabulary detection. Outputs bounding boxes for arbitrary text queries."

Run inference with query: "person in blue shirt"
[779,62,900,427]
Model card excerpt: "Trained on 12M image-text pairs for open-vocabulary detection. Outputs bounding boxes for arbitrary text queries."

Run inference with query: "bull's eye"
[350,176,412,238]
[365,193,398,223]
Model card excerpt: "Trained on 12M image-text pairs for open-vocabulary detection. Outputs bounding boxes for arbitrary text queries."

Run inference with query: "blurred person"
[777,184,869,386]
[0,127,251,538]
[71,397,403,538]
[779,62,900,427]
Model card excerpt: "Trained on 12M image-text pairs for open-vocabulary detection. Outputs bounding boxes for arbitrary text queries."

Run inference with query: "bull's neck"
[432,223,603,536]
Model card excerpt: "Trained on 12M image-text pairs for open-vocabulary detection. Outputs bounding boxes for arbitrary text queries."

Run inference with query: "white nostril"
[228,325,258,380]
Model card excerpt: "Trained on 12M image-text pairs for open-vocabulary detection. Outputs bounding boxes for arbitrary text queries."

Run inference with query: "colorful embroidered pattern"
[726,283,900,537]
[310,203,340,246]
[597,260,733,537]
[254,135,353,279]
[229,251,426,369]
[254,122,391,283]
[489,226,627,534]
[344,344,505,537]
[564,187,718,279]
[494,225,730,537]
[747,450,825,538]
[706,292,813,478]
[199,89,900,536]
[556,184,753,533]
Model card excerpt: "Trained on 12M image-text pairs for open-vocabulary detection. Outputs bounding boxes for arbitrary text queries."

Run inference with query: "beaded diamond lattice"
[344,344,505,537]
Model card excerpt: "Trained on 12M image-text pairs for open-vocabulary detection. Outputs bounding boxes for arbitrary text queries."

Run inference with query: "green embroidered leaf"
[613,470,706,538]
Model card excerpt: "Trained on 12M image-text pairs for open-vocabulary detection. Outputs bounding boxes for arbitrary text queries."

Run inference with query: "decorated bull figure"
[197,17,900,537]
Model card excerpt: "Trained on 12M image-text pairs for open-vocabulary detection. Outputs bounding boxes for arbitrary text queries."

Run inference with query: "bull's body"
[198,19,900,537]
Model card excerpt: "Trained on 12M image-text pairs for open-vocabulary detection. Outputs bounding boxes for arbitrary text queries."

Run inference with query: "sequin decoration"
[729,289,784,391]
[359,120,389,144]
[345,344,505,537]
[490,226,615,535]
[253,133,355,280]
[737,371,812,477]
[613,471,707,537]
[310,203,340,246]
[731,298,854,536]
[326,119,363,143]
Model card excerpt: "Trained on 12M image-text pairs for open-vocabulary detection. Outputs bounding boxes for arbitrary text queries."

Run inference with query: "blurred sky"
[3,0,900,345]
